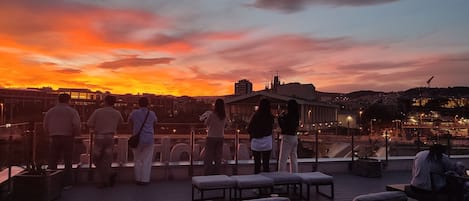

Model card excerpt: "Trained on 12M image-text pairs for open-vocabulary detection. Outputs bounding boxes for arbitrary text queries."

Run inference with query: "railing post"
[446,133,451,158]
[315,129,319,171]
[189,127,194,177]
[234,129,239,175]
[276,130,280,171]
[6,123,12,197]
[32,122,37,170]
[385,130,389,164]
[88,130,94,181]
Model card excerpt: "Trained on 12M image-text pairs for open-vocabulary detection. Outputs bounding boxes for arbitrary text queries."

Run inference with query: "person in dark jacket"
[247,99,274,174]
[278,99,300,172]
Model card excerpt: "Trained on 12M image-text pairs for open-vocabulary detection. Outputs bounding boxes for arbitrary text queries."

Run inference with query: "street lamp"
[347,115,354,161]
[370,118,377,135]
[370,118,376,142]
[383,130,390,163]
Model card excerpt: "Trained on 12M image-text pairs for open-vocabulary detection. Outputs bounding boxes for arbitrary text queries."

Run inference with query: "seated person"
[410,144,456,193]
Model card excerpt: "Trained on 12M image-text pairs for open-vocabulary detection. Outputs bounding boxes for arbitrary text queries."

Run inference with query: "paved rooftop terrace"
[58,170,414,201]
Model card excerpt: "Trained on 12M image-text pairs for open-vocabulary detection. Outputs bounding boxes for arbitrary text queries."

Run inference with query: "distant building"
[225,91,338,131]
[276,82,316,101]
[235,79,253,95]
[0,88,56,123]
[271,75,281,92]
[267,75,316,101]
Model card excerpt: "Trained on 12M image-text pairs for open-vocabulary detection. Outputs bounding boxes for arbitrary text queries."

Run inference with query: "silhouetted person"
[128,97,157,185]
[411,144,455,193]
[87,95,123,188]
[247,99,274,174]
[278,99,300,173]
[203,99,227,175]
[44,93,81,189]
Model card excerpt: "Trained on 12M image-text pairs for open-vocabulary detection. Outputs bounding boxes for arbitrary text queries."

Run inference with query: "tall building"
[234,79,253,95]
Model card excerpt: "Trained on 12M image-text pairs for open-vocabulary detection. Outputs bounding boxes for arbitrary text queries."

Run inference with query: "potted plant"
[13,164,63,201]
[351,145,382,178]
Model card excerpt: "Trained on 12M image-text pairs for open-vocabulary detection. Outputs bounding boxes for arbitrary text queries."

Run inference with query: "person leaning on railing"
[43,93,81,190]
[128,97,157,186]
[87,95,124,188]
[247,98,274,174]
[278,99,300,173]
[202,98,227,175]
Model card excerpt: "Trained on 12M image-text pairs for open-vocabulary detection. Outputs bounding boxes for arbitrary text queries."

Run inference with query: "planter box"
[13,170,63,201]
[351,159,382,178]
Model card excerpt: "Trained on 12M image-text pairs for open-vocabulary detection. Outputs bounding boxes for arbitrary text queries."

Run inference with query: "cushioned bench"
[352,191,407,201]
[244,197,291,201]
[295,172,334,200]
[192,175,235,201]
[385,184,406,192]
[260,172,302,197]
[231,174,275,200]
[386,184,448,201]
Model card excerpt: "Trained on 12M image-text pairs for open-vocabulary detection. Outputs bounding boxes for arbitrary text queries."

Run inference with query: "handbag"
[128,110,150,148]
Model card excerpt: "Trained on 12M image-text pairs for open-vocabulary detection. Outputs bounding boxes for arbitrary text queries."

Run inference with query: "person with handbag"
[87,95,124,188]
[128,97,157,185]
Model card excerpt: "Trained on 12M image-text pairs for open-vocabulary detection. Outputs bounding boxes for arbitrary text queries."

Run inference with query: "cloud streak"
[250,0,399,13]
[98,57,175,69]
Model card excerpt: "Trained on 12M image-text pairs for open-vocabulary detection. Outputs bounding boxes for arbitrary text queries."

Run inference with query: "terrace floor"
[58,170,414,201]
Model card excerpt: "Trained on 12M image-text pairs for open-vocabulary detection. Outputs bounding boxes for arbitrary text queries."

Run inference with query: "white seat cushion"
[260,172,302,185]
[192,175,235,189]
[295,172,333,185]
[353,191,407,201]
[244,197,290,201]
[231,174,274,189]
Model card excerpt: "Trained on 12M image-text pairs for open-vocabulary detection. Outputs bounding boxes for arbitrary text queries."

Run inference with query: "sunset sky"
[1,0,469,96]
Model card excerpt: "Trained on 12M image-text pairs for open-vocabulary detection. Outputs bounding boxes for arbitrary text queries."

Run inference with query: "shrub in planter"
[13,166,63,201]
[351,158,382,178]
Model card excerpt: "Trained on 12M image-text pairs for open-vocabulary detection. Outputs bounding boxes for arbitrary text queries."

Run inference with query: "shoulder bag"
[128,110,150,148]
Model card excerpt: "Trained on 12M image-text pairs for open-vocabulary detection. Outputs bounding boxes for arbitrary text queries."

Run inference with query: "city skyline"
[1,0,469,96]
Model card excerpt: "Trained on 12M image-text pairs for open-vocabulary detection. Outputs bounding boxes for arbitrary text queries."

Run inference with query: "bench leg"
[316,183,334,199]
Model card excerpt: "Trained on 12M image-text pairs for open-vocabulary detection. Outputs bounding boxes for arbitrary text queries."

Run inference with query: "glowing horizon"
[1,0,469,96]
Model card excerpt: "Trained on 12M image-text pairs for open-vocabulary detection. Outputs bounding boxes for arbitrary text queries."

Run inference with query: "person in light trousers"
[128,97,157,185]
[278,99,300,173]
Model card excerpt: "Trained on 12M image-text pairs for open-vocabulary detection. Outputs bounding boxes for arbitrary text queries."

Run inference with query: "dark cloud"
[250,0,399,13]
[148,33,186,46]
[55,68,82,74]
[59,80,112,91]
[98,57,174,69]
[337,61,420,71]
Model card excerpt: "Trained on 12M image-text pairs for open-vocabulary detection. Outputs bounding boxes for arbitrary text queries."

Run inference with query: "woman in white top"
[203,99,227,175]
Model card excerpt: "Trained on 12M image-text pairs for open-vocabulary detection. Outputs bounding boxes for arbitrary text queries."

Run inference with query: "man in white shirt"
[411,144,455,192]
[87,95,124,188]
[44,93,81,189]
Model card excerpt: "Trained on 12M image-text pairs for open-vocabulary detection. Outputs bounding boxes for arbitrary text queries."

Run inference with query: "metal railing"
[1,121,468,181]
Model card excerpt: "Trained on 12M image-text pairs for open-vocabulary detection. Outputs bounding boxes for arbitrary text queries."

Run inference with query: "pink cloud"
[98,57,175,69]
